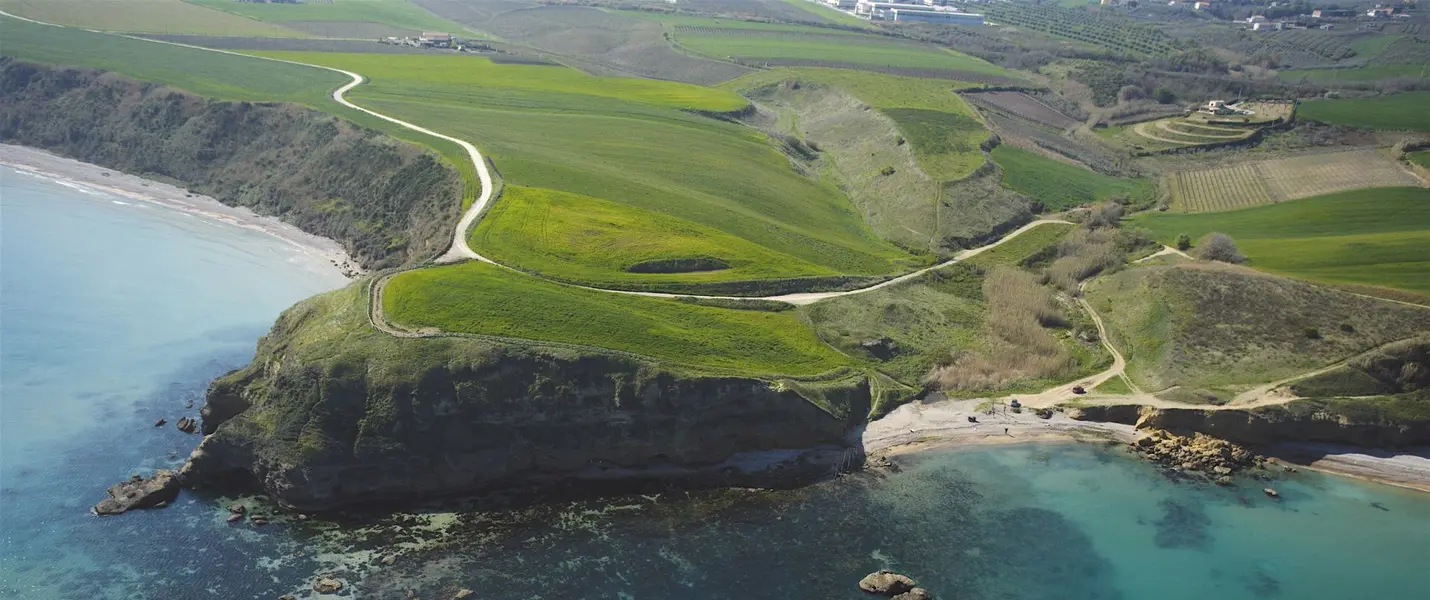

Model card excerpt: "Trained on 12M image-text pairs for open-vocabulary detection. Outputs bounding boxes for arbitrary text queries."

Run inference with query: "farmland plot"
[964,92,1080,130]
[1255,149,1420,201]
[1170,149,1423,212]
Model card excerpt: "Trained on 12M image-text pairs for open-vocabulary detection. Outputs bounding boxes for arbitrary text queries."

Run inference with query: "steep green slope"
[260,52,915,283]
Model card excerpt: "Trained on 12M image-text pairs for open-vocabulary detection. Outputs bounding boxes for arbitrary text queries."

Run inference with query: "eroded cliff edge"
[0,58,462,269]
[181,283,871,511]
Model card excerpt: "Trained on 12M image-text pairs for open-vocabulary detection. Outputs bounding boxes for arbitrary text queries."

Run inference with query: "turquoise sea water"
[2,165,1429,599]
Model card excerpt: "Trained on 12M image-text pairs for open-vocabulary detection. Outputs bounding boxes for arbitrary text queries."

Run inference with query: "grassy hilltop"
[8,0,1430,425]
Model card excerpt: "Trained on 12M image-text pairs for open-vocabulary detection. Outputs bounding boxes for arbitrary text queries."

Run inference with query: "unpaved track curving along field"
[19,11,1376,412]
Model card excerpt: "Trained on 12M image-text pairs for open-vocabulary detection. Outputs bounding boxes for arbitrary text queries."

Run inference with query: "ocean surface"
[2,164,1429,599]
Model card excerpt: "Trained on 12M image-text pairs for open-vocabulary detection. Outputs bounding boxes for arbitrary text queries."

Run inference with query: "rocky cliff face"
[0,58,462,269]
[1067,402,1429,448]
[181,285,869,511]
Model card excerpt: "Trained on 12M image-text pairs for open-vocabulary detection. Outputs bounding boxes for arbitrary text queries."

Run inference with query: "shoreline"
[1,144,363,278]
[862,396,1138,457]
[864,396,1430,493]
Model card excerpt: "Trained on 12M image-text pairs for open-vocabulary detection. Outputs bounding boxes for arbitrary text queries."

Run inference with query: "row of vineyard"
[1265,30,1356,61]
[980,4,1177,56]
[1172,165,1273,212]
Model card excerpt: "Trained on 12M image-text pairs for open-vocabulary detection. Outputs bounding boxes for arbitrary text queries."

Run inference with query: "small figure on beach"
[1004,427,1010,435]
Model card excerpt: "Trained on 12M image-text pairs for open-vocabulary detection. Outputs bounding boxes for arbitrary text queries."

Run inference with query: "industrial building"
[855,1,984,24]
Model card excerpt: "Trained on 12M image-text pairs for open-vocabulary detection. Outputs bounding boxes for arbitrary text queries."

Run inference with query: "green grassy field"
[187,0,465,32]
[1,16,480,206]
[470,186,839,286]
[621,10,862,34]
[991,146,1158,211]
[678,31,1015,77]
[781,0,874,28]
[963,222,1076,269]
[0,0,306,36]
[1407,151,1430,169]
[258,52,912,280]
[729,68,991,181]
[1278,64,1428,84]
[1133,187,1430,297]
[1298,92,1430,132]
[383,261,851,376]
[256,51,747,112]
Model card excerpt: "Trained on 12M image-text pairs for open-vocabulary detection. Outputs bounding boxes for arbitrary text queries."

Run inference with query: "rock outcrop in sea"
[93,470,180,515]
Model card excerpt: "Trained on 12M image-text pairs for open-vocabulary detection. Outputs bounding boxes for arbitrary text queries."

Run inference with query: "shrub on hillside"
[1195,232,1247,264]
[1084,202,1124,229]
[1176,233,1192,251]
[926,267,1073,391]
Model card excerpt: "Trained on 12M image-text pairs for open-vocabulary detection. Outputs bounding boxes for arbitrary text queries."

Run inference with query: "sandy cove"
[1,144,362,278]
[864,395,1430,493]
[861,396,1137,457]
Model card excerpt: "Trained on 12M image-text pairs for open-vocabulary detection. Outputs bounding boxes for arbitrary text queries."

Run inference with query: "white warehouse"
[889,8,985,24]
[855,1,984,24]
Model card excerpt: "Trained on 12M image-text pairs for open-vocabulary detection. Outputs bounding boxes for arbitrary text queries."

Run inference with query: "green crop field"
[383,261,851,376]
[1134,187,1430,297]
[1279,64,1429,84]
[187,0,466,32]
[0,0,307,36]
[730,68,992,181]
[676,31,1016,78]
[1409,151,1430,169]
[258,52,912,281]
[470,186,839,286]
[991,146,1157,211]
[1298,92,1430,132]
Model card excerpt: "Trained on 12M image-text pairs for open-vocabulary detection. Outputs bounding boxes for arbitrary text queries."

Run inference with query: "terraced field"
[1135,187,1430,297]
[1169,149,1420,213]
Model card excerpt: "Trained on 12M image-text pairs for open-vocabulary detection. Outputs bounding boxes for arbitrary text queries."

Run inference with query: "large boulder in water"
[93,470,180,515]
[859,570,917,596]
[893,589,933,600]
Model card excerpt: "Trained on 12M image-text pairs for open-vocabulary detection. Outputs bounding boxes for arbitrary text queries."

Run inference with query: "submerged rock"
[93,470,180,515]
[153,418,167,427]
[893,588,933,600]
[859,570,917,596]
[312,577,344,594]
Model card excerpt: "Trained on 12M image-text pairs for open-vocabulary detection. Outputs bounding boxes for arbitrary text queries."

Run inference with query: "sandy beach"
[1,144,362,278]
[862,395,1138,457]
[1267,443,1430,494]
[864,395,1430,493]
